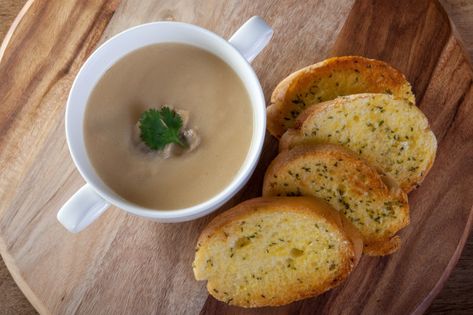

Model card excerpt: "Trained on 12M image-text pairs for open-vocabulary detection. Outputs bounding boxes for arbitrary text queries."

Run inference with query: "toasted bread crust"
[194,197,363,307]
[279,128,301,151]
[267,56,414,138]
[363,236,401,256]
[263,144,409,255]
[279,93,437,192]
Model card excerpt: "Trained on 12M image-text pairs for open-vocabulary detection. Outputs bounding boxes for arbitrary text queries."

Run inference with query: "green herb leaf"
[139,107,185,150]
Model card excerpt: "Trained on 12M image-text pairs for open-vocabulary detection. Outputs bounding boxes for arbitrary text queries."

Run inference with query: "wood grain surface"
[0,0,472,314]
[441,0,473,60]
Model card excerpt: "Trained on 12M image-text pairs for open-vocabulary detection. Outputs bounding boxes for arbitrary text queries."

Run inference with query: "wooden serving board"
[0,0,472,314]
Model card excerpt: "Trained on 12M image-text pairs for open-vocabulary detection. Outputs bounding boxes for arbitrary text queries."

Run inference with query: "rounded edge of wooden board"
[0,1,58,314]
[0,237,49,315]
[413,3,473,312]
[413,205,473,314]
[0,0,35,62]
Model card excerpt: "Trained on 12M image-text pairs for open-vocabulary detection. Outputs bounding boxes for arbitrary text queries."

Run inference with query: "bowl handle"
[57,184,110,233]
[229,16,273,63]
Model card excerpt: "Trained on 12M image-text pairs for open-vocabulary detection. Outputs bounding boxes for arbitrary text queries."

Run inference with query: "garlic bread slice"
[263,144,409,255]
[280,93,437,192]
[267,56,414,137]
[193,197,362,307]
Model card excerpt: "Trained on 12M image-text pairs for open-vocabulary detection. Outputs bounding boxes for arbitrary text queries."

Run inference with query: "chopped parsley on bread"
[193,197,362,307]
[267,56,414,138]
[263,144,409,256]
[279,93,437,192]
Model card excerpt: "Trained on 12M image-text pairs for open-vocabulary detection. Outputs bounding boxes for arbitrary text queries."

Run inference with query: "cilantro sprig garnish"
[139,107,186,150]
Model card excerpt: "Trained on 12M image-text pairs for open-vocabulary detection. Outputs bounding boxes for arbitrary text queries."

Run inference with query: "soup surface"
[84,43,253,209]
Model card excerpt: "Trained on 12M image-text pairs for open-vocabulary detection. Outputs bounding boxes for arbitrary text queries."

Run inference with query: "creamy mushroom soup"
[84,43,253,209]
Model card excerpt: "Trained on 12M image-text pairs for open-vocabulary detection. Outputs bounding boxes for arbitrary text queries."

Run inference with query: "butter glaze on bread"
[279,93,437,192]
[267,56,414,138]
[263,144,409,255]
[193,197,362,307]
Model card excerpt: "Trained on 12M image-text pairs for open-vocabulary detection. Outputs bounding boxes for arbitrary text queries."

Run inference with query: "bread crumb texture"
[280,93,437,192]
[263,144,409,255]
[267,56,414,137]
[193,197,359,307]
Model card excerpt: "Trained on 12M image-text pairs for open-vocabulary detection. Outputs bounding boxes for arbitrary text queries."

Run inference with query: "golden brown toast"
[263,144,409,255]
[193,197,362,307]
[279,93,437,192]
[267,56,414,138]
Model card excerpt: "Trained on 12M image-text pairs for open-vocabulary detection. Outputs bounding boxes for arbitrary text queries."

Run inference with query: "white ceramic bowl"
[57,17,273,232]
